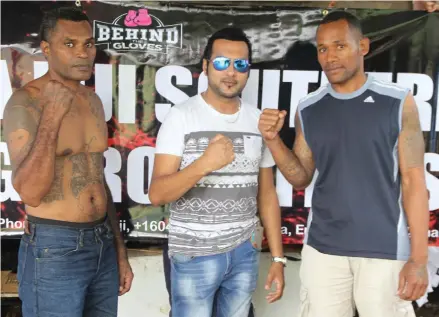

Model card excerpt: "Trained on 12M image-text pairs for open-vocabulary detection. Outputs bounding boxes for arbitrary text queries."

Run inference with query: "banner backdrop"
[1,1,438,246]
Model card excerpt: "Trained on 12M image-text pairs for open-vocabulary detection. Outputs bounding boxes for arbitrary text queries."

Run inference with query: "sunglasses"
[209,56,251,73]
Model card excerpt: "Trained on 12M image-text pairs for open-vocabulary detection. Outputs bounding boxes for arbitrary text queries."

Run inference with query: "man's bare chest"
[55,95,107,156]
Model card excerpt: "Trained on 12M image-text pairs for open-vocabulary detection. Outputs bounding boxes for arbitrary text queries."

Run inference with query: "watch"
[272,256,287,267]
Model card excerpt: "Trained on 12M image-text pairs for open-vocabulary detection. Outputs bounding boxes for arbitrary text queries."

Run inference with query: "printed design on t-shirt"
[170,223,253,245]
[169,130,265,256]
[180,132,263,177]
[173,196,257,214]
[181,152,261,175]
[195,175,258,188]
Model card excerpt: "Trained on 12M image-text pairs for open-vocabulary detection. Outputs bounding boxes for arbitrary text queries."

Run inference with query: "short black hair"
[203,27,252,64]
[319,10,363,37]
[39,6,90,42]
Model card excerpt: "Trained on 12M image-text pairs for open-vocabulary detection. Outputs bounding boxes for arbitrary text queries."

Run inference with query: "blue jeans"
[17,217,119,317]
[170,239,260,317]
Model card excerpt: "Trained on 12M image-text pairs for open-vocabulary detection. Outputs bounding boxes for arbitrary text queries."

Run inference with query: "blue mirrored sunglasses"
[210,56,251,73]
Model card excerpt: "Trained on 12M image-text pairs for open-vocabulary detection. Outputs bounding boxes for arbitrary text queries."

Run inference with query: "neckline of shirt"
[197,94,243,120]
[327,75,373,100]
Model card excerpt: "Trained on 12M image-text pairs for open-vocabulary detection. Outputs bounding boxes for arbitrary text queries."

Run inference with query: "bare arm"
[104,179,127,257]
[3,88,67,206]
[258,167,283,258]
[265,112,315,190]
[398,92,429,264]
[148,154,210,206]
[104,176,134,296]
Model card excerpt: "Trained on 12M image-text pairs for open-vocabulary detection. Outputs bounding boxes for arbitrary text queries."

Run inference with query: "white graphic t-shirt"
[155,94,275,256]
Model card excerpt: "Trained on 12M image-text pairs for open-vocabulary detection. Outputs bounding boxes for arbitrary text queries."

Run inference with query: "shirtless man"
[3,7,133,317]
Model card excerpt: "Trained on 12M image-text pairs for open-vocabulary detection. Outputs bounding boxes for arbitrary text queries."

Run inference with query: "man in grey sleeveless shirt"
[258,10,430,317]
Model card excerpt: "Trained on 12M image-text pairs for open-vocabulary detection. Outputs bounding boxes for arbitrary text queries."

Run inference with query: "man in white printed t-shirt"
[149,27,286,317]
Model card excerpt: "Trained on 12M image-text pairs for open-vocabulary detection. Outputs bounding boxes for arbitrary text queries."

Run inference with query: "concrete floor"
[118,249,302,317]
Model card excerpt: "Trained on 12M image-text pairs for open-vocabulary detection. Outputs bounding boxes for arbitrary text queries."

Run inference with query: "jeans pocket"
[170,253,195,264]
[36,246,79,261]
[245,239,261,252]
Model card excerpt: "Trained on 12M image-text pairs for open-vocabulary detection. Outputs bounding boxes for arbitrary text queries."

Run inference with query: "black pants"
[162,242,255,317]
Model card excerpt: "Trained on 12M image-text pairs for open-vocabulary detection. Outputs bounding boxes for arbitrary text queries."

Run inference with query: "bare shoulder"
[79,85,103,105]
[3,86,42,167]
[3,86,41,128]
[78,86,105,116]
[401,92,418,120]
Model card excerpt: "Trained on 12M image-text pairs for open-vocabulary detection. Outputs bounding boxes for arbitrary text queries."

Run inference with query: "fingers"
[265,273,273,291]
[279,110,287,118]
[265,277,283,303]
[261,109,287,118]
[119,270,134,296]
[400,279,415,300]
[265,269,284,303]
[397,272,406,296]
[402,274,428,301]
[119,275,124,295]
[259,109,286,134]
[211,134,225,143]
[411,280,428,301]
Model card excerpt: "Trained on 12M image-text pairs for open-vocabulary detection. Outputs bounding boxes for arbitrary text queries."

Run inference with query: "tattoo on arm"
[3,91,40,172]
[399,93,425,169]
[277,112,315,186]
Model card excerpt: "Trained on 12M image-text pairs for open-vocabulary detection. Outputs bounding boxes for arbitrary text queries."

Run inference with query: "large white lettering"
[425,153,439,211]
[276,169,292,207]
[155,65,191,122]
[242,69,259,106]
[96,24,111,41]
[261,70,280,111]
[284,70,319,127]
[198,72,208,94]
[127,146,155,204]
[397,73,433,131]
[0,142,21,202]
[95,63,113,121]
[0,60,12,120]
[118,65,136,123]
[104,147,123,202]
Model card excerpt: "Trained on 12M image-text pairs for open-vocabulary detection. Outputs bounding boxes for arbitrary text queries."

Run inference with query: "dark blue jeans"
[163,242,256,317]
[17,218,119,317]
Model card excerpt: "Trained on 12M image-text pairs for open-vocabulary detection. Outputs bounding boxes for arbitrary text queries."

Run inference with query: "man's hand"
[118,255,134,296]
[413,0,439,12]
[42,80,75,118]
[199,134,235,173]
[397,258,429,301]
[258,109,287,141]
[265,262,285,303]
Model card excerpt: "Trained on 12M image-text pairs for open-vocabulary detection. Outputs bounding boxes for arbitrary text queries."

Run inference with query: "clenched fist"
[258,109,287,141]
[200,134,235,173]
[42,80,75,118]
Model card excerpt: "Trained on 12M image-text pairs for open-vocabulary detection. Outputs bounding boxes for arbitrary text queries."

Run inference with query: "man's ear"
[359,37,370,57]
[202,58,208,75]
[40,40,50,59]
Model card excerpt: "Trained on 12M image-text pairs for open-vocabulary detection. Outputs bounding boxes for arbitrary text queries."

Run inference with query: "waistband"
[27,215,107,229]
